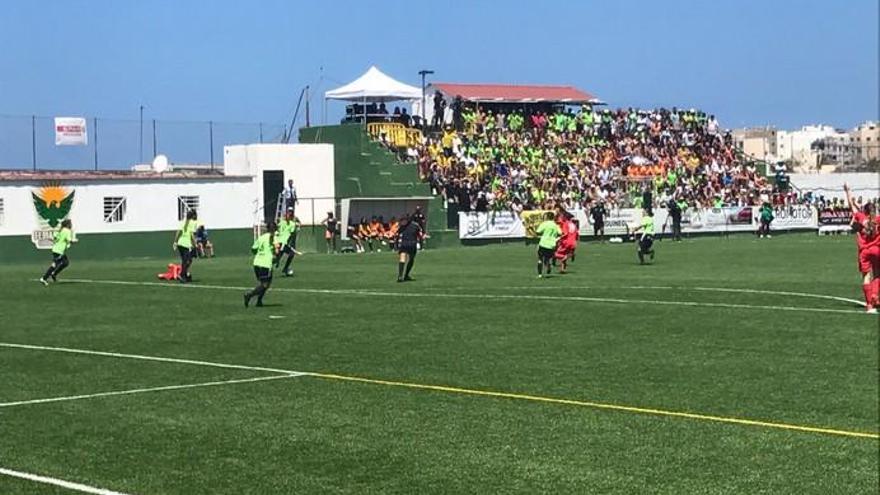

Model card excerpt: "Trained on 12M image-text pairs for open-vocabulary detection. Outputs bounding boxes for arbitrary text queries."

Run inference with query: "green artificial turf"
[1,233,877,494]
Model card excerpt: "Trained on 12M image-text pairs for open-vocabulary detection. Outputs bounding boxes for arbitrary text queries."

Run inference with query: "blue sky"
[1,0,877,133]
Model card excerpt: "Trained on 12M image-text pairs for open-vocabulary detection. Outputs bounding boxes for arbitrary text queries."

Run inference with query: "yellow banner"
[521,210,556,238]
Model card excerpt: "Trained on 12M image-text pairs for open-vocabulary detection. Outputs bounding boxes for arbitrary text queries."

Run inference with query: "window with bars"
[177,195,200,220]
[103,197,126,223]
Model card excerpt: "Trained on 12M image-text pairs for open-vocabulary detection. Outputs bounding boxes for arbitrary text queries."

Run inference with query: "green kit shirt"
[177,220,196,249]
[536,220,561,249]
[52,227,72,255]
[276,218,296,245]
[252,233,275,269]
[641,215,655,235]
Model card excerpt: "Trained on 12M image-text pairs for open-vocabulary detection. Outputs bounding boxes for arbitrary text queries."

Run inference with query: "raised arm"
[843,183,857,214]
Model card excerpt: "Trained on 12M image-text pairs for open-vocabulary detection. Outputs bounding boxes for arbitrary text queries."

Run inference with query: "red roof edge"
[431,82,599,104]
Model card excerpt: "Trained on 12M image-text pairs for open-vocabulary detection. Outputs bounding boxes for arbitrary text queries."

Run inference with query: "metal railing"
[0,113,288,171]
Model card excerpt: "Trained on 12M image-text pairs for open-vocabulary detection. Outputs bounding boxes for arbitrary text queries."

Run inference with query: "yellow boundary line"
[308,372,880,440]
[3,342,877,440]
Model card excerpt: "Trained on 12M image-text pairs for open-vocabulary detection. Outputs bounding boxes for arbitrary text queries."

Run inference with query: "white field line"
[481,285,866,308]
[0,374,297,409]
[0,342,305,376]
[4,342,878,440]
[58,278,870,316]
[0,467,131,495]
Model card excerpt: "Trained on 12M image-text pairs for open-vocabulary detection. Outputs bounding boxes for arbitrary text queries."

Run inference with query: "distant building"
[731,127,778,162]
[850,121,880,163]
[775,125,852,171]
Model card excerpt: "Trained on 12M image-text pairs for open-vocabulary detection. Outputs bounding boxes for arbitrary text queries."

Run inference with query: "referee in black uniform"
[396,214,423,282]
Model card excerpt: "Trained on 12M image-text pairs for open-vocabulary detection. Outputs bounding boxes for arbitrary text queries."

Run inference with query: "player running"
[844,183,879,313]
[173,210,198,283]
[396,214,422,282]
[631,208,656,265]
[554,211,579,274]
[244,221,279,308]
[536,212,562,278]
[39,219,75,285]
[274,211,300,276]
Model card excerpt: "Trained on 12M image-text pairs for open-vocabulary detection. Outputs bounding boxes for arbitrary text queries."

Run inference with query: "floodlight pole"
[418,69,434,129]
[139,105,144,163]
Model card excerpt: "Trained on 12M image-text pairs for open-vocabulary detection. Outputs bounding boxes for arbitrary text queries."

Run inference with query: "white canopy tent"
[325,66,421,126]
[325,66,421,102]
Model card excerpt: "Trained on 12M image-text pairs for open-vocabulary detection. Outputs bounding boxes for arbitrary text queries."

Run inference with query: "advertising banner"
[54,117,88,146]
[817,208,853,226]
[458,211,526,239]
[768,205,817,229]
[575,208,644,236]
[680,207,754,233]
[521,210,555,238]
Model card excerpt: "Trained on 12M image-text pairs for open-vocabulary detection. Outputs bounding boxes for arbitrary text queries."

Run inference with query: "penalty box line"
[0,467,132,495]
[0,374,299,409]
[2,342,877,441]
[59,278,870,316]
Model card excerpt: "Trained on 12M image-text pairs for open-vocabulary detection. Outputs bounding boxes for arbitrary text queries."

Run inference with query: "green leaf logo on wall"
[32,184,75,228]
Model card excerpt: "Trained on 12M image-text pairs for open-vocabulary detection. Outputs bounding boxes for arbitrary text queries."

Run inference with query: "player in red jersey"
[844,183,880,313]
[554,211,579,274]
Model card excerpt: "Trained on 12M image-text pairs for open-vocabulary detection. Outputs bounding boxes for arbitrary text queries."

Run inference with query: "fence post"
[152,119,157,158]
[93,117,98,170]
[209,120,214,170]
[31,115,36,171]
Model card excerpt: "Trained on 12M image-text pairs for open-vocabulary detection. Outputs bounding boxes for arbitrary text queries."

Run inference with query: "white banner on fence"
[680,207,755,233]
[459,211,526,239]
[54,117,88,146]
[459,206,820,239]
[574,208,643,236]
[767,205,817,229]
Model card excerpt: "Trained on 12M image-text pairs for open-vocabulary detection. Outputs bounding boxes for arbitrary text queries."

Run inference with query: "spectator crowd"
[410,103,773,214]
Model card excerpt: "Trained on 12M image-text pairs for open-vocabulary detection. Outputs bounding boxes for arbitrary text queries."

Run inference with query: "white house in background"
[775,125,852,171]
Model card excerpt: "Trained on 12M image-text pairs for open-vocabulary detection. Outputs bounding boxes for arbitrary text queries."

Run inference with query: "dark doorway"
[263,170,284,224]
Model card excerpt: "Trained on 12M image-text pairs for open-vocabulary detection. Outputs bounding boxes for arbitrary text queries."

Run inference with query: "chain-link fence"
[0,114,288,170]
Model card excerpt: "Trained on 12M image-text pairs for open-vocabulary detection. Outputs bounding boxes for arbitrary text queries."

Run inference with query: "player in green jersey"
[274,211,301,276]
[244,221,279,308]
[173,210,198,283]
[631,208,656,265]
[40,219,74,285]
[535,212,562,277]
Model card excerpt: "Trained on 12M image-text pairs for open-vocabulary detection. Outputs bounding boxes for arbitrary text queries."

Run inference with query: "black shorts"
[538,246,555,262]
[177,245,193,263]
[639,235,654,252]
[398,245,417,256]
[254,266,273,282]
[280,244,295,256]
[593,221,604,233]
[52,253,68,265]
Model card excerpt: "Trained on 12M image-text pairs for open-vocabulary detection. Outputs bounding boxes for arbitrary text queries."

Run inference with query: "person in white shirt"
[283,179,298,213]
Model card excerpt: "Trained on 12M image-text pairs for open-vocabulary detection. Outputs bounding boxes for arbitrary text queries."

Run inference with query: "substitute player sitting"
[845,183,880,313]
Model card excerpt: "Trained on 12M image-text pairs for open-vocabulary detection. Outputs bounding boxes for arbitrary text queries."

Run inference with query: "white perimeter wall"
[0,178,254,237]
[788,173,879,200]
[224,143,335,224]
